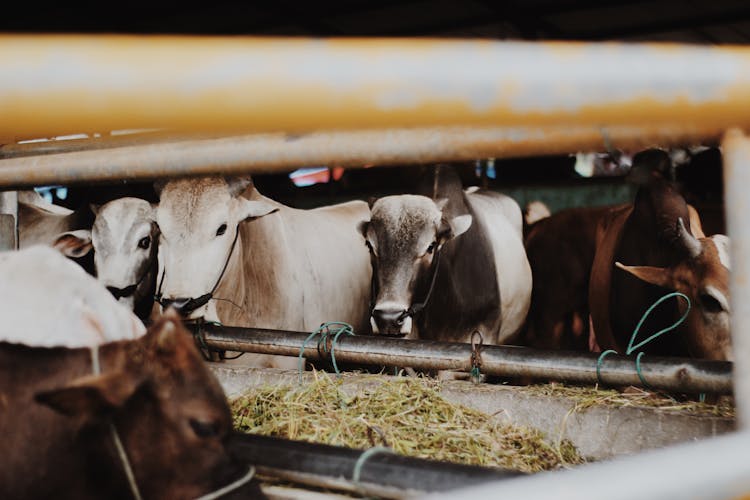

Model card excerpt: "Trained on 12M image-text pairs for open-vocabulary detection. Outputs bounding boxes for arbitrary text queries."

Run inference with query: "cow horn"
[677,217,702,258]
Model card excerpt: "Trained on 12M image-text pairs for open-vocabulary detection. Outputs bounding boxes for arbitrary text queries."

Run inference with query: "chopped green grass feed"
[231,372,583,473]
[522,382,735,418]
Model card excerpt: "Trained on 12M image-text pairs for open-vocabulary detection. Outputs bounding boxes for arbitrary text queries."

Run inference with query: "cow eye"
[189,418,220,438]
[216,224,228,236]
[137,236,151,250]
[699,292,724,314]
[426,241,437,254]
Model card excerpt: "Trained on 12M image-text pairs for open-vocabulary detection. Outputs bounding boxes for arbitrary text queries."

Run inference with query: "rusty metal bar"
[230,433,519,499]
[3,36,750,142]
[0,124,731,189]
[721,128,750,428]
[192,324,733,394]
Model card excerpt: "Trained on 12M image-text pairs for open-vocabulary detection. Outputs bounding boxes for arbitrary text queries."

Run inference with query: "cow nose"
[372,307,408,335]
[159,297,193,316]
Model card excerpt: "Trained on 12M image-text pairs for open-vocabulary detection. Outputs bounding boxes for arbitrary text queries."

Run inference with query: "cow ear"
[615,262,673,288]
[226,176,254,197]
[53,230,93,258]
[448,214,472,238]
[35,371,144,418]
[236,198,278,222]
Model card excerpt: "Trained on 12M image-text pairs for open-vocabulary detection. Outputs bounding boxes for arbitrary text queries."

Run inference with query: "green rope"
[298,322,355,384]
[597,292,691,388]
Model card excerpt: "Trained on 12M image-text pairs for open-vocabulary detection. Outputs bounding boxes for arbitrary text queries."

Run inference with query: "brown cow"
[0,310,265,499]
[520,156,707,353]
[521,205,617,351]
[589,149,731,360]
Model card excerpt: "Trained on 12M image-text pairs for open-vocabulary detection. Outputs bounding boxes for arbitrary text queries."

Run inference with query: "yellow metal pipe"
[2,35,750,141]
[0,124,735,188]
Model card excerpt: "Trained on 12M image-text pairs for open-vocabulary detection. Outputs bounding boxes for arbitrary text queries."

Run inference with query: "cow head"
[154,176,277,321]
[53,198,159,312]
[363,195,472,337]
[35,310,260,499]
[616,219,732,360]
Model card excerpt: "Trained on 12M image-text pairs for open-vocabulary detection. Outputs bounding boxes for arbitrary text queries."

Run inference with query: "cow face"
[364,195,471,337]
[53,198,159,311]
[35,311,259,499]
[155,176,276,321]
[616,231,732,361]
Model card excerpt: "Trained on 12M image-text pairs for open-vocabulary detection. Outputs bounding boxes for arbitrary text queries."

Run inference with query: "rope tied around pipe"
[297,322,355,385]
[596,291,691,389]
[470,330,484,384]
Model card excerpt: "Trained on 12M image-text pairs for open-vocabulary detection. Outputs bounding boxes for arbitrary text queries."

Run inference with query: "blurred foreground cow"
[153,176,372,366]
[363,165,532,345]
[589,149,731,360]
[0,246,144,346]
[0,248,263,498]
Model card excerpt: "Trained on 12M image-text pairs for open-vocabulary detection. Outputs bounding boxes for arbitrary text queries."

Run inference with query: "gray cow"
[363,166,532,347]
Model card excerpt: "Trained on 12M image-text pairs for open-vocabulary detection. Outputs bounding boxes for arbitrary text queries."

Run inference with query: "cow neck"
[87,344,255,500]
[211,223,249,323]
[632,181,692,260]
[89,345,143,500]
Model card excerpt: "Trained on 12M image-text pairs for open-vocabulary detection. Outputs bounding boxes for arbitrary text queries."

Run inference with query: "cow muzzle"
[158,294,212,317]
[371,307,412,337]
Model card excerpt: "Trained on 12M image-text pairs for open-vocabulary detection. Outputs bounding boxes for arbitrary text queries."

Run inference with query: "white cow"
[154,176,372,367]
[55,198,159,319]
[0,246,145,348]
[17,190,92,256]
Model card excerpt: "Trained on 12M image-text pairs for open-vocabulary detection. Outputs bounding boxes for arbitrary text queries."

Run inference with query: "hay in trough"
[523,382,735,418]
[231,371,583,473]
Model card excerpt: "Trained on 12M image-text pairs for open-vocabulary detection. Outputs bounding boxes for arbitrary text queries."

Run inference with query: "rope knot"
[298,322,355,384]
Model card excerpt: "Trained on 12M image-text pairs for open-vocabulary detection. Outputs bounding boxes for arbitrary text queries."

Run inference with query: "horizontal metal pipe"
[193,324,733,394]
[0,124,732,189]
[230,433,519,499]
[3,36,750,142]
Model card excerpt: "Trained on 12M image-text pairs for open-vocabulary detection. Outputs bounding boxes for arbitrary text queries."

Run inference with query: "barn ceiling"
[3,0,750,44]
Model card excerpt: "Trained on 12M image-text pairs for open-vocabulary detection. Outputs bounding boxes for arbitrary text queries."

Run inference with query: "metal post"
[3,36,750,141]
[721,128,750,428]
[0,124,737,189]
[0,191,18,250]
[192,324,733,394]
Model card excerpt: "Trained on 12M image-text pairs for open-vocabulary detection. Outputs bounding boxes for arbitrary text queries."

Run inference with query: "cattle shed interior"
[1,2,749,499]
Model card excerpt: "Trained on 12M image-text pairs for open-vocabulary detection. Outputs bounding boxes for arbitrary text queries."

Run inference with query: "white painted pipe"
[722,128,750,429]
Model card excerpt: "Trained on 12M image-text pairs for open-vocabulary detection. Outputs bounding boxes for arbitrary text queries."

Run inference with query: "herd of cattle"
[0,147,732,497]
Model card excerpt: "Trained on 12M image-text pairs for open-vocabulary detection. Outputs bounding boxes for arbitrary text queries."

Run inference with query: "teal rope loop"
[596,292,691,388]
[298,322,355,384]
